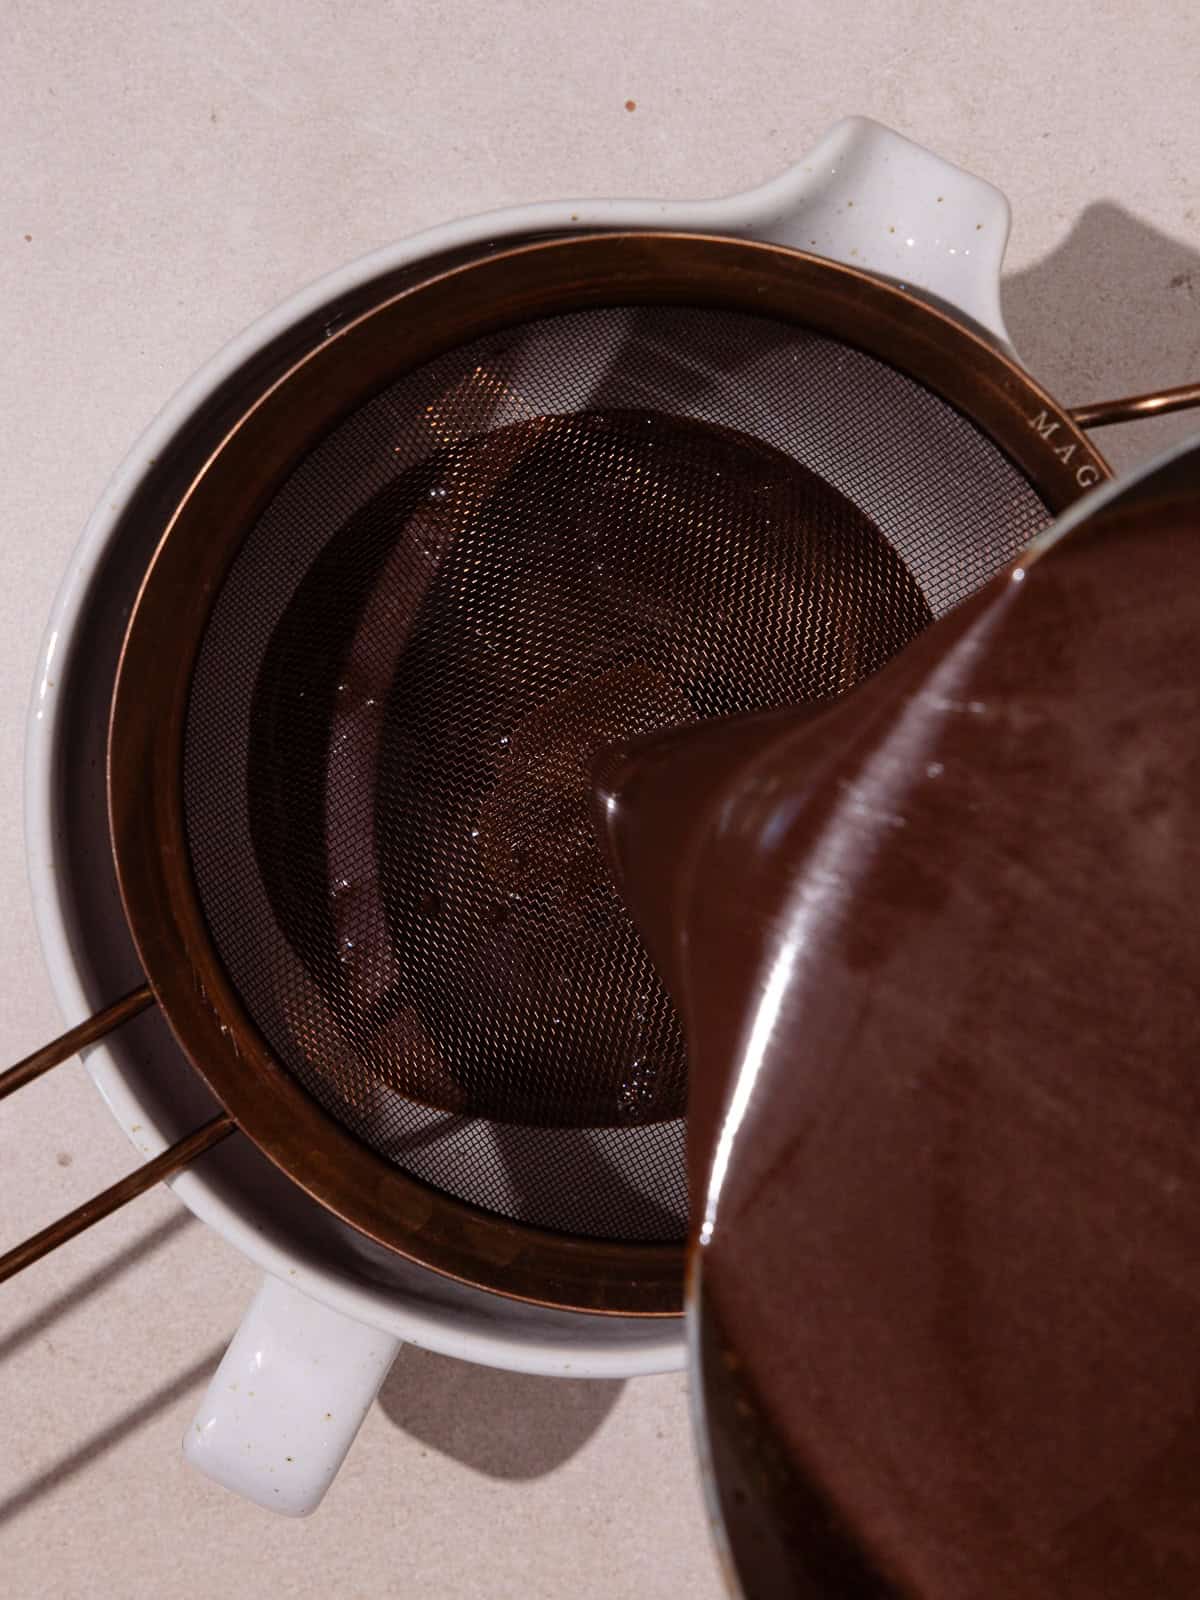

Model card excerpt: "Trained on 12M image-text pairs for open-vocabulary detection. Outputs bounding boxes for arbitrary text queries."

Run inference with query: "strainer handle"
[1070,380,1200,430]
[0,984,155,1099]
[0,986,236,1283]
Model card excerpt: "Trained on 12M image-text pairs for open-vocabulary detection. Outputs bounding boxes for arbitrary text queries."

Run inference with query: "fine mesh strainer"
[0,228,1164,1313]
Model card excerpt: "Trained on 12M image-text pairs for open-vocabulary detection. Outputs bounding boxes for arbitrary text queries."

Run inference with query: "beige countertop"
[1,2,1197,1596]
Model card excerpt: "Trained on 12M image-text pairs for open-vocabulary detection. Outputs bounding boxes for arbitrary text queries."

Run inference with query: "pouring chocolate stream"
[596,441,1200,1598]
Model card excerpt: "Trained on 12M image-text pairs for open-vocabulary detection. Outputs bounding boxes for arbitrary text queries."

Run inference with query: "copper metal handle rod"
[1071,380,1200,431]
[0,1113,235,1284]
[1,982,236,1283]
[0,985,155,1101]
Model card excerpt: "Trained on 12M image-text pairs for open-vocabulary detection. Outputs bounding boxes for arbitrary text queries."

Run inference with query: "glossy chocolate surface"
[598,447,1200,1595]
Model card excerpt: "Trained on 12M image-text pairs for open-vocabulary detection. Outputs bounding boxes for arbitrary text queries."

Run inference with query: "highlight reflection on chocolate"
[598,446,1200,1597]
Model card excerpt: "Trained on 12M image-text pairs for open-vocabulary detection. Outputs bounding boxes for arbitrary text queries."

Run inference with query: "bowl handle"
[701,116,1013,349]
[184,1273,402,1515]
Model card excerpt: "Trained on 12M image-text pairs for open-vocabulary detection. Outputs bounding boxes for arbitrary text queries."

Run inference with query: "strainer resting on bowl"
[4,154,1196,1326]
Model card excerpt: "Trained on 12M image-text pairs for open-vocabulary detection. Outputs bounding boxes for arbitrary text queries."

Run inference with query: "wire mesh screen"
[184,304,1051,1244]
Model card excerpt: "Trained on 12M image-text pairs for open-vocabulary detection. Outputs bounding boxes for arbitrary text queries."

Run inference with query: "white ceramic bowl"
[23,116,1014,1513]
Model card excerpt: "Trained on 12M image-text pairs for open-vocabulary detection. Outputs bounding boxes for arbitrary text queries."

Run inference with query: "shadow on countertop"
[0,1210,206,1529]
[0,1345,222,1530]
[377,1344,624,1480]
[0,1209,194,1367]
[1002,201,1200,475]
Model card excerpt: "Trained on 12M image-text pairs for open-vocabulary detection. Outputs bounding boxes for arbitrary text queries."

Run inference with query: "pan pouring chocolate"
[597,438,1200,1597]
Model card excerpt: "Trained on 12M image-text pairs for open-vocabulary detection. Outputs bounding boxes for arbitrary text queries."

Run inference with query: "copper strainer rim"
[20,232,1113,1314]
